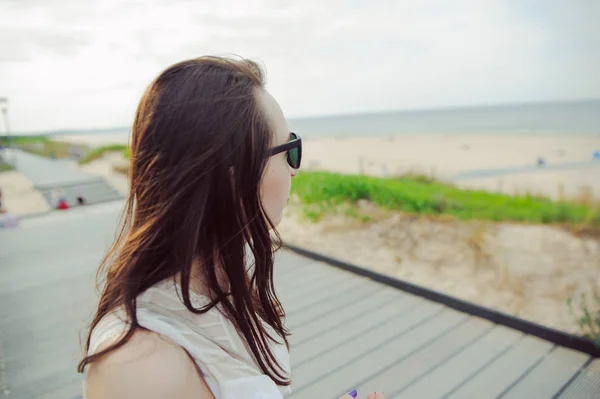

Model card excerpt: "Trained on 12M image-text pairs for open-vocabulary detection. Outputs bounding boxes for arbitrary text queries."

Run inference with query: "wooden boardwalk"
[4,149,122,210]
[0,202,598,398]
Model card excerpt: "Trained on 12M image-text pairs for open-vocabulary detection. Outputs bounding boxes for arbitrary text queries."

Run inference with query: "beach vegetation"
[2,135,88,159]
[0,159,13,172]
[78,144,129,165]
[567,294,600,347]
[291,171,600,232]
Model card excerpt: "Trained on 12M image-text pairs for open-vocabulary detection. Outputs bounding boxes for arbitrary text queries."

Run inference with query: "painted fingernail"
[349,390,358,398]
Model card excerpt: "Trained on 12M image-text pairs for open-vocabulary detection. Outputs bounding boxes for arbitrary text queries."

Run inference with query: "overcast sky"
[1,0,599,132]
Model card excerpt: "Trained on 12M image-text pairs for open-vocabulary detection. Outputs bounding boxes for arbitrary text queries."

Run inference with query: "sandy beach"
[0,170,51,216]
[300,133,600,200]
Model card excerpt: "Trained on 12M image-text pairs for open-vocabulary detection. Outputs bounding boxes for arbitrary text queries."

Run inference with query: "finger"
[367,393,376,399]
[340,390,358,399]
[375,392,385,399]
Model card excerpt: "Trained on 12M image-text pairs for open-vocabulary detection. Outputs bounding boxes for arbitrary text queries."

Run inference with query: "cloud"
[0,0,598,131]
[0,27,92,61]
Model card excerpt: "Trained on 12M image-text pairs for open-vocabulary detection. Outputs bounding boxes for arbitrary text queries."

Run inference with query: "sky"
[0,0,599,132]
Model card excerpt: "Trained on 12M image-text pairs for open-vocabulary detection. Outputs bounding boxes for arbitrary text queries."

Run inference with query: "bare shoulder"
[85,328,214,399]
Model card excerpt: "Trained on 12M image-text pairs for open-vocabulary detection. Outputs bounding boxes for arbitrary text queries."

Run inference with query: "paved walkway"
[5,149,99,188]
[0,203,598,398]
[3,149,122,209]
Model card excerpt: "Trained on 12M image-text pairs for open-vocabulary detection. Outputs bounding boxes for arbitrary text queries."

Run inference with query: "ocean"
[40,99,600,140]
[288,99,600,138]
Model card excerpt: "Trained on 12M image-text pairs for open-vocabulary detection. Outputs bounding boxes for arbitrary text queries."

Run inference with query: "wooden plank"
[0,246,103,297]
[355,316,492,396]
[0,273,95,329]
[279,269,358,309]
[274,261,316,283]
[276,263,344,300]
[2,303,92,354]
[445,334,554,398]
[4,324,86,368]
[286,281,383,331]
[275,265,326,297]
[392,325,522,398]
[275,253,320,274]
[291,292,421,366]
[557,357,600,399]
[500,346,590,399]
[276,273,361,310]
[288,303,457,397]
[275,264,336,296]
[275,250,317,272]
[4,348,82,399]
[284,274,367,315]
[274,257,321,281]
[276,249,313,265]
[289,286,403,342]
[37,377,84,399]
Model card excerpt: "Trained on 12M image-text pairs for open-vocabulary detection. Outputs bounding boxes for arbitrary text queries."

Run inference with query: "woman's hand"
[339,391,385,399]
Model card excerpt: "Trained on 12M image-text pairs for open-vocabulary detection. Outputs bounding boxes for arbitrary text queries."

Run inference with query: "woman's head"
[79,56,299,385]
[129,56,297,232]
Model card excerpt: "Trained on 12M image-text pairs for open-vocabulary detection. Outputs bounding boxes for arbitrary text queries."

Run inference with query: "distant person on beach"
[0,210,18,228]
[0,188,19,228]
[75,187,86,206]
[54,189,69,210]
[79,56,372,399]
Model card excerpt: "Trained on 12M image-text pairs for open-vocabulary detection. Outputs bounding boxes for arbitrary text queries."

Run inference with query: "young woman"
[79,56,384,399]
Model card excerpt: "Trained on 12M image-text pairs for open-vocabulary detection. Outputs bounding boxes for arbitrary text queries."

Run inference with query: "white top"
[85,279,292,399]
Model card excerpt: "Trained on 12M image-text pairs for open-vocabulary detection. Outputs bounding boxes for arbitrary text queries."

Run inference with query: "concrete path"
[3,149,122,210]
[4,150,97,188]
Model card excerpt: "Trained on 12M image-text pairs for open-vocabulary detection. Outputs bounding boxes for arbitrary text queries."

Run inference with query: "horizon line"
[6,96,600,136]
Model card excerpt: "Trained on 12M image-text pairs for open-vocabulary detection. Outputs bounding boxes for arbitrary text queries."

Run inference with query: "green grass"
[11,135,50,145]
[0,160,14,172]
[1,135,49,149]
[568,295,600,347]
[2,135,86,159]
[78,144,129,165]
[1,136,130,164]
[291,171,600,227]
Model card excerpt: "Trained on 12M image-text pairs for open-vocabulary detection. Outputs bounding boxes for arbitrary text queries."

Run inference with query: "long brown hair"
[78,56,290,385]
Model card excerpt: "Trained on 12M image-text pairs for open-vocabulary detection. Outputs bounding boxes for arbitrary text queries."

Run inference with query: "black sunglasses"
[270,132,302,169]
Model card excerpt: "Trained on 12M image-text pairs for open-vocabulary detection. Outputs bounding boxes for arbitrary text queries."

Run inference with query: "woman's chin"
[269,212,284,230]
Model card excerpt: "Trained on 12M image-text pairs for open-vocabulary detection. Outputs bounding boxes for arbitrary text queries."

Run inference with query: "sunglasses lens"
[287,133,300,169]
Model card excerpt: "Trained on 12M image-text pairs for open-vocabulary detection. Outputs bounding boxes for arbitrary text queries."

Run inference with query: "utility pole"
[0,97,12,166]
